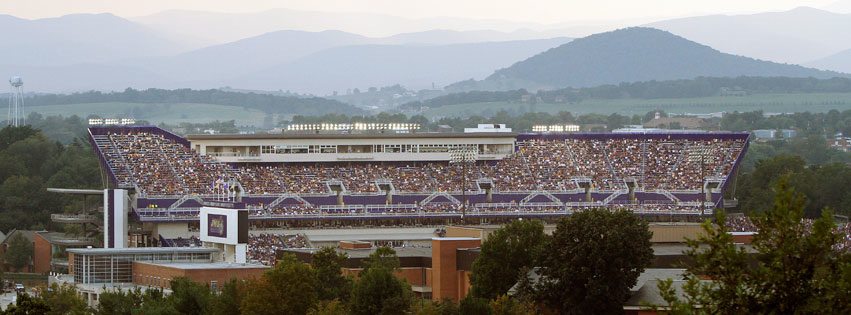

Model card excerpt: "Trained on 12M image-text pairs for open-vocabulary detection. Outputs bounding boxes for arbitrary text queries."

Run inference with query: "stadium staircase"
[265,194,312,209]
[169,195,204,210]
[156,143,190,193]
[92,134,134,187]
[656,189,680,203]
[421,192,460,205]
[520,191,561,205]
[600,146,624,191]
[603,190,628,205]
[666,143,689,186]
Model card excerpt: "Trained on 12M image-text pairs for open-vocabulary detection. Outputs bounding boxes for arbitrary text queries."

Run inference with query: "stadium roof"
[286,247,432,259]
[67,247,218,255]
[186,132,517,140]
[47,188,103,195]
[138,261,269,270]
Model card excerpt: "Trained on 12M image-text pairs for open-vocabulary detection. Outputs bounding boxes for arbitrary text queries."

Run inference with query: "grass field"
[419,93,851,118]
[25,102,269,126]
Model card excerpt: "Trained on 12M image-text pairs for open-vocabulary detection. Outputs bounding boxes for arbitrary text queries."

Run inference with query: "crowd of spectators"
[247,233,309,265]
[96,131,745,197]
[161,236,201,247]
[106,132,233,195]
[725,216,851,251]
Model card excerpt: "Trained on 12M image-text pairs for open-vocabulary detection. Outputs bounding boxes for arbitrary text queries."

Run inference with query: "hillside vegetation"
[408,77,851,110]
[24,88,366,117]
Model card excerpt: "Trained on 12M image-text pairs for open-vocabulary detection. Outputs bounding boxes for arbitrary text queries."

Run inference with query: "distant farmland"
[25,102,269,125]
[418,93,851,118]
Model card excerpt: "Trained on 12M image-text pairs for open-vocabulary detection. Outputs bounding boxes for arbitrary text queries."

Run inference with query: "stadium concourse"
[87,125,748,264]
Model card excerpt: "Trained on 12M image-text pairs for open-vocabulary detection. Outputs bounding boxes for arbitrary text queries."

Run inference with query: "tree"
[169,277,210,315]
[241,254,319,315]
[538,208,654,314]
[312,246,353,301]
[308,300,348,315]
[657,180,851,313]
[97,288,143,315]
[470,220,548,299]
[42,283,88,315]
[1,293,50,315]
[208,279,244,315]
[413,298,460,315]
[350,248,413,315]
[459,296,492,315]
[362,246,400,271]
[135,288,178,315]
[4,233,33,271]
[489,295,534,315]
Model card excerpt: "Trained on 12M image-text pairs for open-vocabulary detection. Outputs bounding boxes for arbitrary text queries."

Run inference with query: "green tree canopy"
[208,279,245,315]
[1,293,50,315]
[658,180,851,313]
[4,233,33,271]
[169,277,210,315]
[240,254,318,315]
[42,283,88,315]
[470,219,548,299]
[350,247,412,315]
[311,246,353,302]
[538,208,654,314]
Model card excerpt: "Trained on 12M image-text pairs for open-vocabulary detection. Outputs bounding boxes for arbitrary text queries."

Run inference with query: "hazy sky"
[0,0,839,23]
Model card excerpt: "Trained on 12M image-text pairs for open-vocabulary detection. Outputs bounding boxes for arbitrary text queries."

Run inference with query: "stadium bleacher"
[88,126,748,221]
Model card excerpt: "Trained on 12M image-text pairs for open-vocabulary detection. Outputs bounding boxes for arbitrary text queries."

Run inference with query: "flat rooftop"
[186,132,517,140]
[138,261,269,270]
[67,247,218,255]
[307,233,435,242]
[652,243,755,256]
[286,247,433,259]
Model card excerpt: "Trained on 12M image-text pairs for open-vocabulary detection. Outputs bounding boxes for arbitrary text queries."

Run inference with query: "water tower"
[7,76,24,126]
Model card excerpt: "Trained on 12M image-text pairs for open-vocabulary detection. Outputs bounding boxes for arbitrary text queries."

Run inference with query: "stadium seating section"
[89,126,748,218]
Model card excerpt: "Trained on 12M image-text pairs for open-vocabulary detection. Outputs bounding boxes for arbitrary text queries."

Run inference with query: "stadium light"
[532,124,580,132]
[450,145,478,224]
[286,122,421,132]
[88,118,137,126]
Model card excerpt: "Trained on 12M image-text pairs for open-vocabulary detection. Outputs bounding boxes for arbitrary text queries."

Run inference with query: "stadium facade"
[86,125,748,241]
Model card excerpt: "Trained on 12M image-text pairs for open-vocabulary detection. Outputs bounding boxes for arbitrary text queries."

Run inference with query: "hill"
[407,77,851,110]
[129,30,372,82]
[133,9,552,43]
[808,48,851,73]
[647,7,851,64]
[24,88,366,118]
[825,0,851,13]
[460,27,846,92]
[233,37,572,94]
[0,13,189,66]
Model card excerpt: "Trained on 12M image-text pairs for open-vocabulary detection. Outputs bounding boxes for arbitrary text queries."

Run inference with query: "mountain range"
[3,7,851,95]
[131,9,569,43]
[647,7,851,65]
[453,27,846,92]
[231,38,572,94]
[0,13,188,66]
[809,49,851,73]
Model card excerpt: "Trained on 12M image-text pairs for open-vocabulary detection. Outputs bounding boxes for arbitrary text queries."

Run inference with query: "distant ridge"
[809,48,851,73]
[454,27,847,92]
[647,7,851,64]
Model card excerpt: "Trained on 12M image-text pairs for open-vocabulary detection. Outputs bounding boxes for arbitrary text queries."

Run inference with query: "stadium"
[85,124,747,247]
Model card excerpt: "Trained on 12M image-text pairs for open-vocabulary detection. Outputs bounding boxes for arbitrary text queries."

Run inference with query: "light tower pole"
[450,146,478,224]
